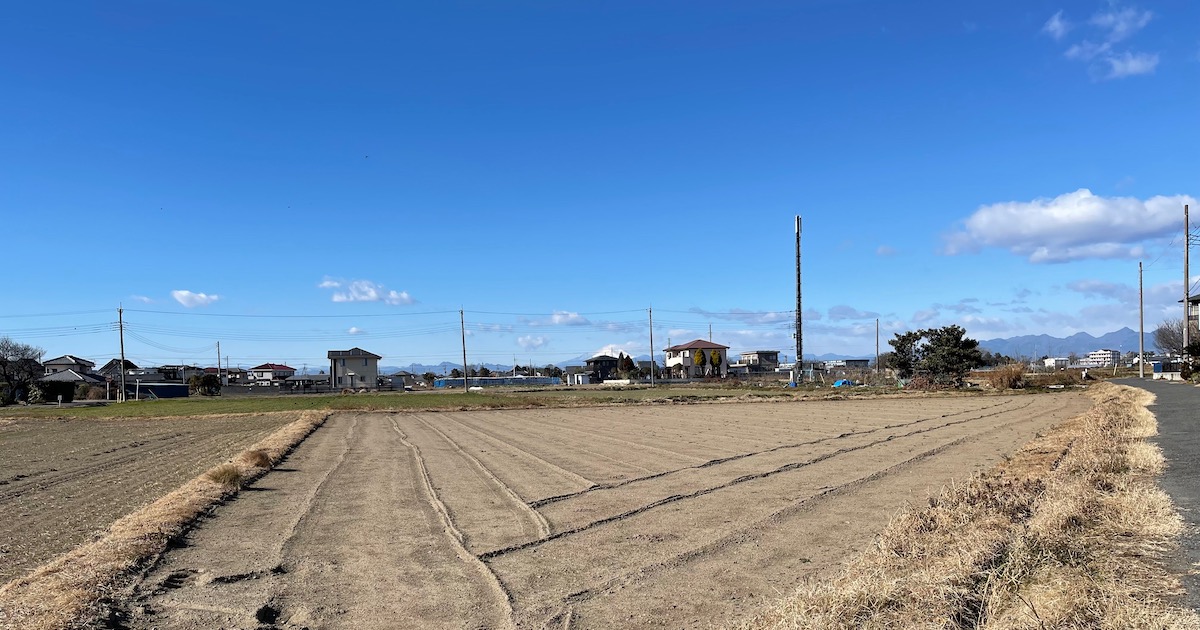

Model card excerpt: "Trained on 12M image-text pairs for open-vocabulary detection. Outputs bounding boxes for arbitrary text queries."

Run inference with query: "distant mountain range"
[977,327,1156,358]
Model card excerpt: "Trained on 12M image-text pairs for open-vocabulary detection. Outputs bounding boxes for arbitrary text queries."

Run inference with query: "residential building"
[43,355,95,375]
[328,348,381,389]
[249,363,297,385]
[664,340,730,378]
[584,355,619,382]
[739,350,780,370]
[1043,357,1069,369]
[389,371,417,389]
[40,369,106,386]
[97,359,138,380]
[1081,349,1121,368]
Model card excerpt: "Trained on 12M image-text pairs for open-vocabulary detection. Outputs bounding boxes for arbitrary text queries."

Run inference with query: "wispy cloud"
[319,277,414,305]
[348,326,365,335]
[1046,4,1157,80]
[943,189,1195,263]
[828,305,880,321]
[689,307,793,325]
[131,295,154,304]
[1042,10,1070,40]
[875,245,897,257]
[171,290,219,308]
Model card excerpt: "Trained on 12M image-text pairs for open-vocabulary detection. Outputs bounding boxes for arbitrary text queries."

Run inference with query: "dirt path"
[115,393,1090,629]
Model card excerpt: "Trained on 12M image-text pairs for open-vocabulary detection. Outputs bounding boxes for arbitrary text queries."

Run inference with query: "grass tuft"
[204,463,243,488]
[236,449,272,468]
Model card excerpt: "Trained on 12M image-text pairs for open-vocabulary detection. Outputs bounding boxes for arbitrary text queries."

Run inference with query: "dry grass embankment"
[0,410,329,630]
[741,382,1199,629]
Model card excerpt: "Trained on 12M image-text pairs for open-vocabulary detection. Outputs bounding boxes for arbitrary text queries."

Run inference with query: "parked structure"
[43,355,95,375]
[736,350,780,372]
[664,340,730,378]
[1042,357,1069,369]
[328,347,381,389]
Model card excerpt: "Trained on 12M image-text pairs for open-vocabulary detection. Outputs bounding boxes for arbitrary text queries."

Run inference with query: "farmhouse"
[328,347,381,389]
[43,355,95,375]
[664,339,730,378]
[249,363,296,386]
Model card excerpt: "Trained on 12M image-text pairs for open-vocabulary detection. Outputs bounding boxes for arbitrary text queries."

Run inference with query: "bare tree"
[0,336,45,405]
[1154,318,1198,356]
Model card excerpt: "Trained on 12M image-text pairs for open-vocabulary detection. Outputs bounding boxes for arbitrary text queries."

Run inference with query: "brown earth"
[0,414,299,585]
[111,393,1091,629]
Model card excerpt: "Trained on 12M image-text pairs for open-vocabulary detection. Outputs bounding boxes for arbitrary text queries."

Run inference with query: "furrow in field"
[528,398,1030,510]
[489,403,1079,628]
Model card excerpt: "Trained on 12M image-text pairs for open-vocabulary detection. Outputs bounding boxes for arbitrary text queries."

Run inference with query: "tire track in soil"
[436,414,597,495]
[119,413,515,630]
[411,415,551,542]
[528,398,1027,509]
[387,417,517,630]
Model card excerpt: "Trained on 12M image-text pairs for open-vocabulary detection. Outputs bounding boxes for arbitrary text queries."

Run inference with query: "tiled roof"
[664,339,730,351]
[251,363,295,371]
[327,347,382,359]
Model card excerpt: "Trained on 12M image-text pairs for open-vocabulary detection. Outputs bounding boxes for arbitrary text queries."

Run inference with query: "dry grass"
[204,463,243,488]
[236,448,273,469]
[986,364,1027,390]
[739,383,1199,630]
[0,410,328,630]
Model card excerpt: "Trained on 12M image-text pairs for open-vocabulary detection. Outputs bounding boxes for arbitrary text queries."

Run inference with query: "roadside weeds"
[738,382,1200,629]
[0,410,329,630]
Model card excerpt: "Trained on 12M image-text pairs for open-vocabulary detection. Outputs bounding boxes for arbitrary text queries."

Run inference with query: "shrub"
[205,463,243,488]
[986,364,1026,389]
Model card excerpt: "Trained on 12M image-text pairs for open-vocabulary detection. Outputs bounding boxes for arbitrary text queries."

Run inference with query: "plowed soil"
[114,393,1090,629]
[0,414,298,585]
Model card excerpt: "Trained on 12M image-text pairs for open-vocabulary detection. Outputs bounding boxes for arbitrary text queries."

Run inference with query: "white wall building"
[1043,357,1069,369]
[328,347,381,389]
[664,339,730,378]
[1081,349,1121,368]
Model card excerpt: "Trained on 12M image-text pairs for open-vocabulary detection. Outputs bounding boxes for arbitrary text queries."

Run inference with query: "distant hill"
[978,327,1156,358]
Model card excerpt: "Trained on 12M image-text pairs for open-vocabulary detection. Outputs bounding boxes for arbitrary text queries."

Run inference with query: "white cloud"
[690,307,793,325]
[131,295,154,304]
[348,326,365,335]
[518,335,547,350]
[550,311,590,326]
[1090,6,1152,43]
[828,305,881,321]
[1042,10,1070,40]
[1104,51,1159,78]
[912,309,939,324]
[875,245,897,257]
[666,329,695,339]
[943,189,1196,263]
[171,290,219,308]
[1050,4,1157,81]
[321,278,415,305]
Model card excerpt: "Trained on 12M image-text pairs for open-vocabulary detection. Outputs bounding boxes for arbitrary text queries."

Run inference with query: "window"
[363,358,368,366]
[340,358,345,367]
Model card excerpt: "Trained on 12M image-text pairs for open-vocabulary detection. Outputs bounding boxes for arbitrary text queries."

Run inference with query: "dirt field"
[0,414,299,585]
[110,393,1090,629]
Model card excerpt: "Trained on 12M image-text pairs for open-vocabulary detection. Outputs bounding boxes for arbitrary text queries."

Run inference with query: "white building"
[1043,357,1069,369]
[1081,349,1121,368]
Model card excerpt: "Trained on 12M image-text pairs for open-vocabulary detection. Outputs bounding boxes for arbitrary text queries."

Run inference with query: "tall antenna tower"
[795,215,803,382]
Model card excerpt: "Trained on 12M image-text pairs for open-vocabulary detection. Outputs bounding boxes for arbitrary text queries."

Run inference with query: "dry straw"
[0,410,328,630]
[739,383,1200,630]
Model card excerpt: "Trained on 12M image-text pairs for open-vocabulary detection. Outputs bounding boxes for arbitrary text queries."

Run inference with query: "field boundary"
[0,410,331,630]
[738,382,1200,629]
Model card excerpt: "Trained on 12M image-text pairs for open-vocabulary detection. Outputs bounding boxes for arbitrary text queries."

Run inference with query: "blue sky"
[3,1,1198,370]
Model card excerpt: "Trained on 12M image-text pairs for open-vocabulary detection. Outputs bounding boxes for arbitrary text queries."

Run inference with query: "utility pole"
[1187,204,1192,353]
[118,306,126,402]
[795,215,803,383]
[1139,261,1145,379]
[708,323,712,342]
[875,318,880,378]
[460,309,469,392]
[648,307,655,386]
[216,341,222,385]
